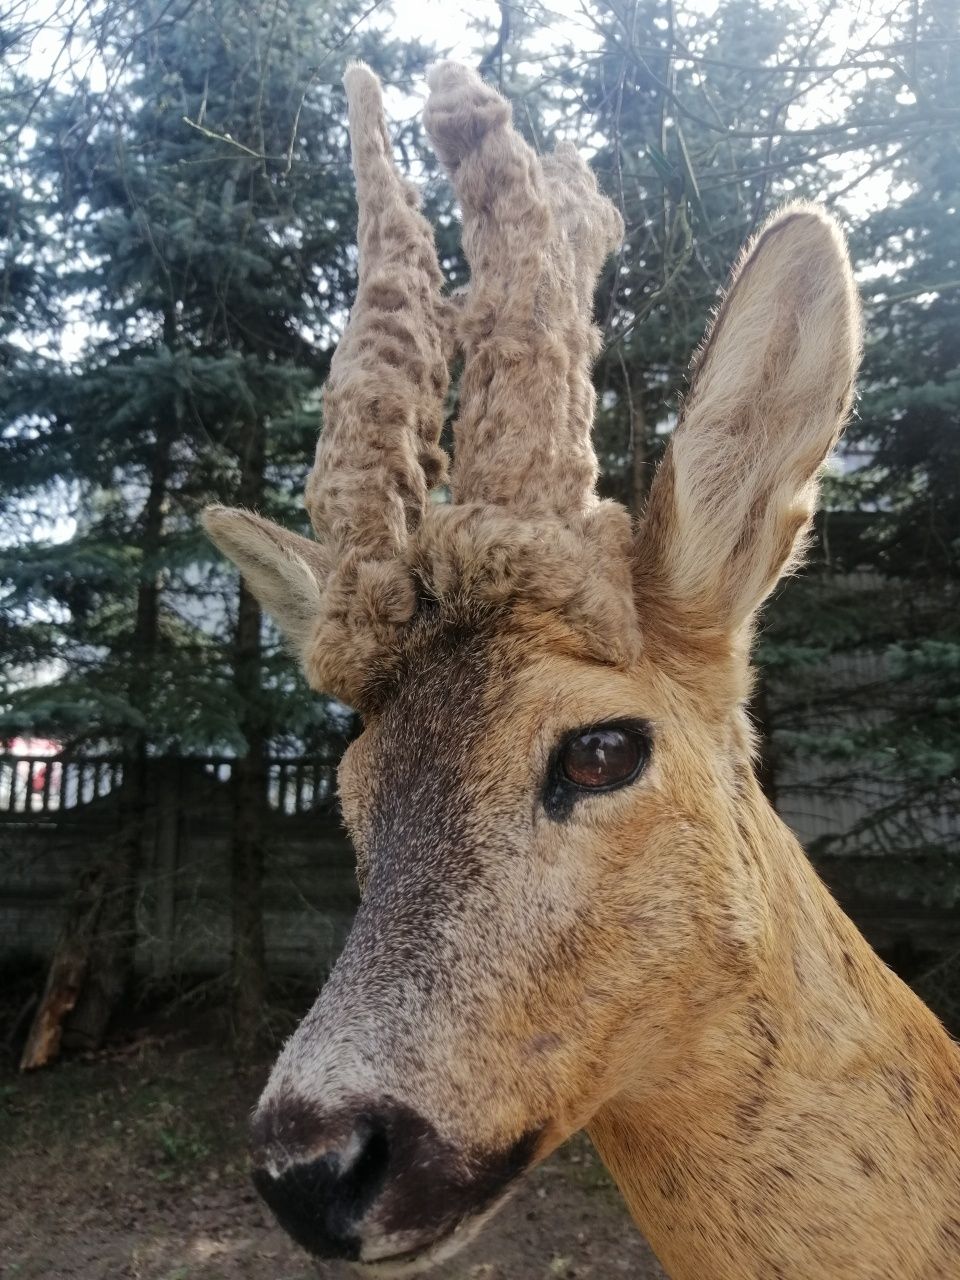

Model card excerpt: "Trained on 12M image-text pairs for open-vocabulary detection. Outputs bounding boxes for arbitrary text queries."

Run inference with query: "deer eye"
[545,722,651,820]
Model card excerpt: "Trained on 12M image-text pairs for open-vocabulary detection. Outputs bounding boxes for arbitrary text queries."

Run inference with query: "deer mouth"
[353,1188,517,1277]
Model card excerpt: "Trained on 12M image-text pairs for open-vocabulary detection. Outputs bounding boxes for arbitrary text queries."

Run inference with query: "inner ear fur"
[203,506,331,655]
[635,202,863,651]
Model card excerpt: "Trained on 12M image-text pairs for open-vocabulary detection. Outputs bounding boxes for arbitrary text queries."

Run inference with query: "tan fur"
[205,62,960,1280]
[636,209,863,665]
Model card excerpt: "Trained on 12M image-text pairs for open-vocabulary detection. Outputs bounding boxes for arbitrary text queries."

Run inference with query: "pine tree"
[502,0,848,513]
[762,0,959,869]
[1,0,439,1049]
[0,33,64,702]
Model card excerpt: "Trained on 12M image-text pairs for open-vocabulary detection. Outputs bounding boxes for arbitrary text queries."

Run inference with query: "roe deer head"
[205,61,960,1280]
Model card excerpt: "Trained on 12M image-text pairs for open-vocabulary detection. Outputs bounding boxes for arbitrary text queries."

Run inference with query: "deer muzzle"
[249,1088,540,1273]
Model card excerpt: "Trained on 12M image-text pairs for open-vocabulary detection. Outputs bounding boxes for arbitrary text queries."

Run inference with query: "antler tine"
[305,62,451,565]
[540,140,624,351]
[541,140,624,493]
[423,63,621,521]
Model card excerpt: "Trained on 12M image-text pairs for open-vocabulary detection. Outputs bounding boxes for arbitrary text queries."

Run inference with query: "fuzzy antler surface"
[307,61,451,559]
[205,61,637,707]
[424,61,622,520]
[205,62,454,704]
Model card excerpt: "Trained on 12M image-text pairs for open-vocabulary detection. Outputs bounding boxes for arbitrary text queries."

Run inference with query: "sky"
[386,0,602,62]
[11,0,911,400]
[16,0,595,98]
[9,0,905,480]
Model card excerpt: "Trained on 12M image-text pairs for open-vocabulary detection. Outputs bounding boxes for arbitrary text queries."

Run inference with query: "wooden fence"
[0,754,356,978]
[0,753,338,818]
[1,751,956,992]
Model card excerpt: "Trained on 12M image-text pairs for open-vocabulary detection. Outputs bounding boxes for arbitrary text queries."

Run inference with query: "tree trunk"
[20,866,107,1069]
[37,439,168,1058]
[60,310,177,1052]
[230,412,269,1055]
[60,757,147,1050]
[63,425,169,1048]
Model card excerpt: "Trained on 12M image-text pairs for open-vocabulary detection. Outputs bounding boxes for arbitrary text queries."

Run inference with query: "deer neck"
[588,785,960,1280]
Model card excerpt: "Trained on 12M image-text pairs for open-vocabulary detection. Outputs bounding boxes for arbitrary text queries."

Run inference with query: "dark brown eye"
[544,721,652,821]
[560,727,644,790]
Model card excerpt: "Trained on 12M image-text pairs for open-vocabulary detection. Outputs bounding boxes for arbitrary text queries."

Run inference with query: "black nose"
[251,1111,391,1260]
[251,1096,542,1262]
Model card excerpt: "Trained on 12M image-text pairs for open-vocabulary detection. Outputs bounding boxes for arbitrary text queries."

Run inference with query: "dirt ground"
[0,1025,665,1280]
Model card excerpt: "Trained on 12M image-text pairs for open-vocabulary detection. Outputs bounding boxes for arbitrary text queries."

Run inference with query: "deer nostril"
[338,1115,391,1217]
[250,1112,393,1261]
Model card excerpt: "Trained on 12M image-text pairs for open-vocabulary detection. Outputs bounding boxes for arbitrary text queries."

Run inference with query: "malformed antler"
[423,62,622,520]
[204,63,452,703]
[307,61,451,560]
[205,61,633,702]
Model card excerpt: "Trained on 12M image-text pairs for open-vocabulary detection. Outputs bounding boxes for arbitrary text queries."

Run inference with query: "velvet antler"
[306,62,451,557]
[423,62,622,520]
[205,61,635,704]
[204,62,451,702]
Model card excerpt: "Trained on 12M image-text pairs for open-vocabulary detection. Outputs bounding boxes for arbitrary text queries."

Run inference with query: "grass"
[1,1041,256,1190]
[542,1133,623,1200]
[0,1021,661,1280]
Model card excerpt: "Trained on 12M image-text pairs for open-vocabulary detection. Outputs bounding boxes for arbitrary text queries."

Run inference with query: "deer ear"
[203,506,329,654]
[636,203,862,640]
